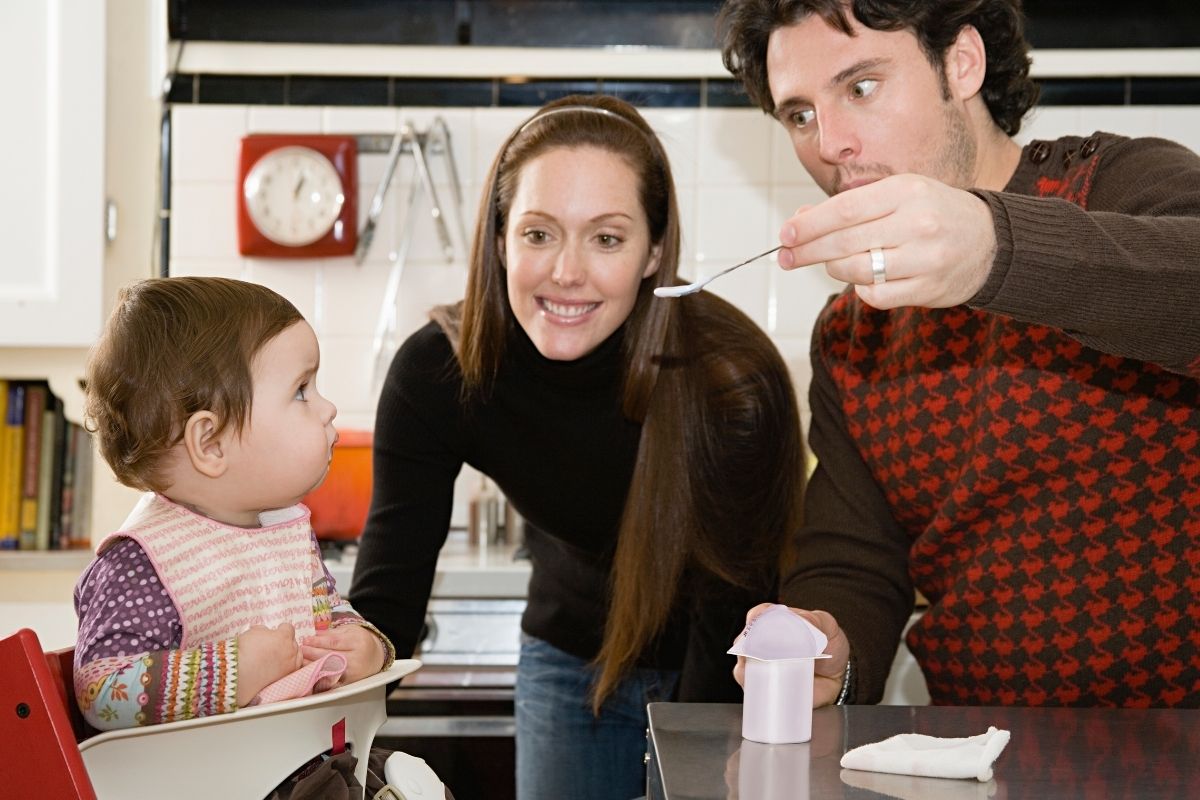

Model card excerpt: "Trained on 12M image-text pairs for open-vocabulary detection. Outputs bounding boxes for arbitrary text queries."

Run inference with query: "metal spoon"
[653,245,783,298]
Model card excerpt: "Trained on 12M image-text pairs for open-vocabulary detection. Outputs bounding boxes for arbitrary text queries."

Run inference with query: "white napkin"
[840,726,1011,782]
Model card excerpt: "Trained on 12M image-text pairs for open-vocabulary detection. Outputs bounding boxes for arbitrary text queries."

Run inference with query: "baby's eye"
[295,382,308,401]
[851,79,879,99]
[789,108,816,129]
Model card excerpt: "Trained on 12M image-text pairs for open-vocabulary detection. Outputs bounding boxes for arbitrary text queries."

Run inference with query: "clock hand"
[293,173,306,198]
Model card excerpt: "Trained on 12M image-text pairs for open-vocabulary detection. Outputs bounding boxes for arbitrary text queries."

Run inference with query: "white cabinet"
[0,0,106,346]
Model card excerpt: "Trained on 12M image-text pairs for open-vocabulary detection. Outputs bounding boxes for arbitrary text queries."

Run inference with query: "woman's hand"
[731,603,851,708]
[300,625,387,684]
[236,623,304,706]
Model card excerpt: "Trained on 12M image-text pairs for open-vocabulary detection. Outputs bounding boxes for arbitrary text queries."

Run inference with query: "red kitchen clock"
[237,134,357,257]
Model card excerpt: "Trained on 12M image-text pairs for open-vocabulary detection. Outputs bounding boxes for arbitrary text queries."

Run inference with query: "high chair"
[1,627,420,800]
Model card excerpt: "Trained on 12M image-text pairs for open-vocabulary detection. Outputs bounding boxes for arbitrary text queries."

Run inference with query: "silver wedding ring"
[870,247,887,284]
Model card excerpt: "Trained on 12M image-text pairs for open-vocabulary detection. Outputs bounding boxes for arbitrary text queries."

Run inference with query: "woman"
[351,94,805,800]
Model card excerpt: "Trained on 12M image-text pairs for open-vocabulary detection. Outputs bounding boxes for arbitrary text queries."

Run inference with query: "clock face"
[242,146,346,247]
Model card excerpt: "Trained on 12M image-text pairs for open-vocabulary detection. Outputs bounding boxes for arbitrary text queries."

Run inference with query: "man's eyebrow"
[772,97,807,122]
[829,57,889,89]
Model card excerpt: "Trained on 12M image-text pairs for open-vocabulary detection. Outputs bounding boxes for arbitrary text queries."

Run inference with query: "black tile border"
[196,74,285,105]
[1035,78,1128,106]
[392,79,495,107]
[705,79,755,108]
[600,80,702,108]
[1131,77,1200,105]
[288,76,390,106]
[496,79,602,106]
[166,74,195,104]
[168,73,1200,110]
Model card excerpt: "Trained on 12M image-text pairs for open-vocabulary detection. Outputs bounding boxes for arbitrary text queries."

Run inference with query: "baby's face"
[230,321,338,509]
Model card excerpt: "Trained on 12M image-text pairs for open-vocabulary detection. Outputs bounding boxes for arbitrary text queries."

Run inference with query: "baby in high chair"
[73,276,394,731]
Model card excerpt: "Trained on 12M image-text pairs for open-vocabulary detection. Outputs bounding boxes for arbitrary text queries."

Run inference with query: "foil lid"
[727,604,831,662]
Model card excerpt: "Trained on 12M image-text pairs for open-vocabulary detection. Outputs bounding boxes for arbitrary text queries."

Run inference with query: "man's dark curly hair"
[718,0,1040,136]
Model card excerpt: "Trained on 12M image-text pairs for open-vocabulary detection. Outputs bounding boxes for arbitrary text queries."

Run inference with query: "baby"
[73,276,394,730]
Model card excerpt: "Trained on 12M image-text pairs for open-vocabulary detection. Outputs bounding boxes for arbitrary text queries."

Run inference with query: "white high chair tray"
[79,659,421,799]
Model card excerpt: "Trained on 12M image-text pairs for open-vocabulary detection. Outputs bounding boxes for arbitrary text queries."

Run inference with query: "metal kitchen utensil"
[428,116,470,257]
[355,130,405,265]
[370,165,423,390]
[654,245,782,298]
[408,123,455,262]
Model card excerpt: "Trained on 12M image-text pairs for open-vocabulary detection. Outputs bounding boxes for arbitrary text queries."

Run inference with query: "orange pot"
[303,429,373,541]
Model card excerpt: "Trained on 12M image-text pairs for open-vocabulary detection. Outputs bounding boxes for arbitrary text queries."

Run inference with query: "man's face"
[766,14,978,196]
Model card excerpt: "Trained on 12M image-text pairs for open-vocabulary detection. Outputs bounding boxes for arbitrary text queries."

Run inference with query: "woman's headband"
[514,104,655,141]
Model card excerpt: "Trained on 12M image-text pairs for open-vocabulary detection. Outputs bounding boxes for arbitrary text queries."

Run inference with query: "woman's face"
[502,145,661,361]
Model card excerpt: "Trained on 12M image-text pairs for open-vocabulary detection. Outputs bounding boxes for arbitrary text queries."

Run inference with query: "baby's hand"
[236,623,303,706]
[300,625,386,684]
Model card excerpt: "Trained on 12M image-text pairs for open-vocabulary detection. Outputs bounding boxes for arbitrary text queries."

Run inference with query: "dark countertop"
[646,702,1200,799]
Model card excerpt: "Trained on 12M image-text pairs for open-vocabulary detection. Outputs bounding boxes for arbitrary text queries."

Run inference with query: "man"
[720,0,1200,707]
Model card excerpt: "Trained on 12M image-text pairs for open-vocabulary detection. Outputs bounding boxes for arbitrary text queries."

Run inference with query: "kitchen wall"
[168,101,1200,523]
[169,101,840,526]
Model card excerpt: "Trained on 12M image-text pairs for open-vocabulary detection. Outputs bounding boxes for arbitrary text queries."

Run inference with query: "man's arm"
[973,135,1200,377]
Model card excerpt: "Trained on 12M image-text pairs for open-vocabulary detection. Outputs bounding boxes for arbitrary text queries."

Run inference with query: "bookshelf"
[0,353,98,573]
[1,550,93,571]
[0,377,94,554]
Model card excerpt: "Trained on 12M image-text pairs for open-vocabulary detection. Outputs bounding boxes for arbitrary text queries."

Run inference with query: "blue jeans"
[515,633,679,800]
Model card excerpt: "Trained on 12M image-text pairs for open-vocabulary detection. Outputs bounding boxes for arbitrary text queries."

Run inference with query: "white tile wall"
[170,102,1198,522]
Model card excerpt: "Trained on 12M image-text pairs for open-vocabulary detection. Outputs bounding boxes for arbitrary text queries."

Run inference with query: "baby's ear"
[182,410,228,478]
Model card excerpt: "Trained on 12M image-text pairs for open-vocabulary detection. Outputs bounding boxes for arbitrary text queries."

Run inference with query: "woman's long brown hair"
[431,94,804,711]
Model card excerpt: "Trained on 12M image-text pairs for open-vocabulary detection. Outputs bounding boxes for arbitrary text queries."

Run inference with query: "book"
[69,424,94,550]
[1,383,26,550]
[0,381,7,548]
[59,421,79,549]
[35,404,58,551]
[18,382,47,550]
[46,398,68,550]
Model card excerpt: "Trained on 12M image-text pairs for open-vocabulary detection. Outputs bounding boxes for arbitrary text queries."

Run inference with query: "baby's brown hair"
[84,277,303,492]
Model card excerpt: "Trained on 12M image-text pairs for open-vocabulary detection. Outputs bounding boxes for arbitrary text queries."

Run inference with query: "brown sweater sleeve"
[779,333,915,703]
[970,135,1200,378]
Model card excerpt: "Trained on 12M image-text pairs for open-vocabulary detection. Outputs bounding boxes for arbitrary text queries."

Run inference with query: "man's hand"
[300,625,387,684]
[777,174,997,310]
[236,623,303,706]
[731,603,850,708]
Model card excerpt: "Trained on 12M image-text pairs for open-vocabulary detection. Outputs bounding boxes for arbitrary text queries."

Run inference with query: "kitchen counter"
[646,702,1200,799]
[324,529,531,599]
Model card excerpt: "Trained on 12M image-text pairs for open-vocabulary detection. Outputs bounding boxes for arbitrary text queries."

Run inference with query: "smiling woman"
[349,94,807,800]
[503,146,661,361]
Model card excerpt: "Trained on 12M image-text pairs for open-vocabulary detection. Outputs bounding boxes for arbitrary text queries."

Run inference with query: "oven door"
[378,598,523,800]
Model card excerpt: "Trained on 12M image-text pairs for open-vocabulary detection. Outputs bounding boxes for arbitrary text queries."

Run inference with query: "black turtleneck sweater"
[350,320,762,701]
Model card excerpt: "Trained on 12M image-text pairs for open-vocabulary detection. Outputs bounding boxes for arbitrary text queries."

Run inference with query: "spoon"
[653,245,783,298]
